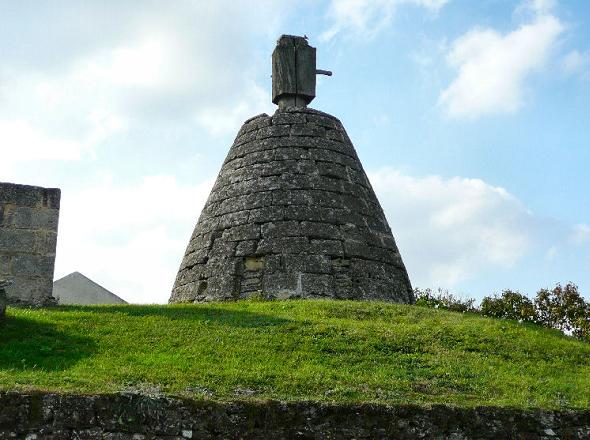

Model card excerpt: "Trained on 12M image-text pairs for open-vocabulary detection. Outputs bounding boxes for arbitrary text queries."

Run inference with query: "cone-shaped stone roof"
[170,107,413,303]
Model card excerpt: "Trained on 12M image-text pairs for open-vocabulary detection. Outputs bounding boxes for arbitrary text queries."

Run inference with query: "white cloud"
[520,0,557,15]
[439,4,563,118]
[195,83,271,137]
[54,175,214,304]
[0,119,84,163]
[321,0,448,41]
[563,49,590,77]
[0,1,284,169]
[571,223,590,245]
[369,168,533,287]
[545,245,558,260]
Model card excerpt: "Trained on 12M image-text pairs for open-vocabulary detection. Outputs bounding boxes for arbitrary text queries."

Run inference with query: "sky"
[1,0,589,304]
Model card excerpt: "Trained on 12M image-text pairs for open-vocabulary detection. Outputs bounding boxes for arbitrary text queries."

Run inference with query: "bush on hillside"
[535,283,590,342]
[414,288,476,313]
[415,283,590,343]
[480,290,537,323]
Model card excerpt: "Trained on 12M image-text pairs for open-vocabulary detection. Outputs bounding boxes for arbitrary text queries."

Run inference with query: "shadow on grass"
[52,304,292,328]
[0,315,96,372]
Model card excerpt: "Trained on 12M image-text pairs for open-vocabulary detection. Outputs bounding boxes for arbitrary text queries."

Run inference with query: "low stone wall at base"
[0,392,589,439]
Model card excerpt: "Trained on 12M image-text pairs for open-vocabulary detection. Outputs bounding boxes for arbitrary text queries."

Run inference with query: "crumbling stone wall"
[171,107,413,303]
[0,183,60,306]
[1,392,589,439]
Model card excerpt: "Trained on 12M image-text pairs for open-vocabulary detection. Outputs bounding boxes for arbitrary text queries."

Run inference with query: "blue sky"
[1,0,589,303]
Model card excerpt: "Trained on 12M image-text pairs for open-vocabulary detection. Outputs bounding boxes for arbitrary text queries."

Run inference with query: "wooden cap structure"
[272,35,331,109]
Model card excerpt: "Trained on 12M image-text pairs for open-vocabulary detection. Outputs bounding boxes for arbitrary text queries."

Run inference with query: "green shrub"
[480,290,537,323]
[535,283,589,342]
[416,284,590,343]
[414,288,476,313]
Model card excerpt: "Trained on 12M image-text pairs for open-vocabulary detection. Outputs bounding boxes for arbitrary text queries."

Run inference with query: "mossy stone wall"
[1,392,589,439]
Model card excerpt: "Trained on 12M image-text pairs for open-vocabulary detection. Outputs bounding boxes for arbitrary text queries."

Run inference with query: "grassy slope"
[0,300,589,409]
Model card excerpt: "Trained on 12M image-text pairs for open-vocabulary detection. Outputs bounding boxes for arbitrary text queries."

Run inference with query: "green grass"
[1,300,589,409]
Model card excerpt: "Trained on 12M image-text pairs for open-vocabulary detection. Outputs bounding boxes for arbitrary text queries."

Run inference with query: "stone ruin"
[0,182,60,307]
[170,35,413,303]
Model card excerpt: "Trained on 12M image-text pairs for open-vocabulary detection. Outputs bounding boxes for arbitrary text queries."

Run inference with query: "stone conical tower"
[170,36,413,303]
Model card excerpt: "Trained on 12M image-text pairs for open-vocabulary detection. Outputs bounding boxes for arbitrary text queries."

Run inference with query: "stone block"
[0,229,36,252]
[34,231,58,255]
[283,254,331,274]
[309,148,360,169]
[300,221,342,239]
[306,113,340,129]
[263,272,298,295]
[263,254,283,272]
[326,128,348,143]
[182,249,209,269]
[244,256,264,271]
[239,114,271,135]
[344,241,393,263]
[216,192,273,215]
[235,240,257,257]
[3,206,57,230]
[222,224,261,242]
[233,129,258,147]
[209,240,237,258]
[240,272,263,293]
[256,237,308,255]
[0,279,9,319]
[0,183,60,209]
[261,221,301,238]
[0,255,11,276]
[308,239,344,256]
[10,255,54,277]
[186,233,214,254]
[290,123,325,137]
[273,147,311,161]
[204,275,239,299]
[7,206,33,228]
[333,273,354,299]
[284,205,338,223]
[216,211,250,229]
[317,162,347,180]
[248,206,285,223]
[274,190,342,208]
[271,111,307,125]
[301,273,333,296]
[256,125,291,139]
[239,150,277,168]
[5,277,53,305]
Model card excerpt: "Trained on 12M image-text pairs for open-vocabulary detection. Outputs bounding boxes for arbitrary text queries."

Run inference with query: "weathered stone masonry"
[171,107,413,303]
[0,182,60,306]
[1,392,589,439]
[0,279,8,319]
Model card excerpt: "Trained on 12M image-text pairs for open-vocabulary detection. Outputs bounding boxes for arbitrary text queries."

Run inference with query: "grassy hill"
[1,300,589,409]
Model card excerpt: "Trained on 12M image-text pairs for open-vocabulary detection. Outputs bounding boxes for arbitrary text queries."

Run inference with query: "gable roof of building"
[53,272,127,305]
